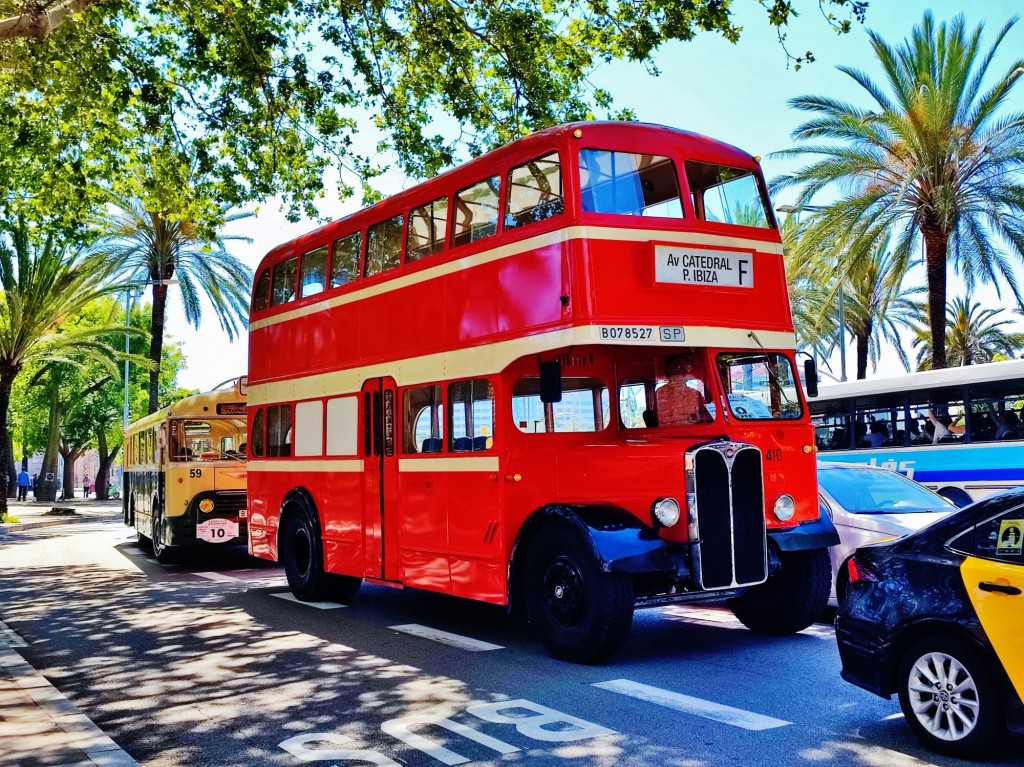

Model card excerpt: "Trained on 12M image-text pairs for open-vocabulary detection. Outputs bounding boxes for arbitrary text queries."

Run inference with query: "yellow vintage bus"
[123,377,248,563]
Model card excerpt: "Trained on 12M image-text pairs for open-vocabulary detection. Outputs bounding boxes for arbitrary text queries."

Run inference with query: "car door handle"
[979,581,1022,595]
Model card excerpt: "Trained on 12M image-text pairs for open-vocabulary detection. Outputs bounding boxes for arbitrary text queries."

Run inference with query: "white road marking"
[193,571,241,582]
[271,592,346,609]
[388,624,504,651]
[593,679,791,731]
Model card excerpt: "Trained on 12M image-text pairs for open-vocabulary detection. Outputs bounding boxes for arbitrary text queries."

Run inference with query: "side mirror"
[803,359,818,398]
[539,360,562,403]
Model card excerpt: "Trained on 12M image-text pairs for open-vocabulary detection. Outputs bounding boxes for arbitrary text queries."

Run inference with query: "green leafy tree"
[0,217,130,518]
[1,1,866,227]
[773,12,1024,371]
[913,296,1024,369]
[95,191,252,414]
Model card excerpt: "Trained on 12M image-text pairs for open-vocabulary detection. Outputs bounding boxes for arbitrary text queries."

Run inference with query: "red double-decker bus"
[246,121,837,662]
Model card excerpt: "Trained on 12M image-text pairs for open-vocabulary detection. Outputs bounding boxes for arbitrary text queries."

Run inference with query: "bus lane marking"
[592,679,791,731]
[280,699,614,764]
[389,624,504,651]
[271,592,347,609]
[193,571,242,582]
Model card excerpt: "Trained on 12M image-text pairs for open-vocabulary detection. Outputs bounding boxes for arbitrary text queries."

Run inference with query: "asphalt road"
[2,518,1022,767]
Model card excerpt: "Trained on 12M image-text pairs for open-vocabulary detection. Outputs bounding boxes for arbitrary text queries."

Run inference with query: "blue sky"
[166,1,1024,391]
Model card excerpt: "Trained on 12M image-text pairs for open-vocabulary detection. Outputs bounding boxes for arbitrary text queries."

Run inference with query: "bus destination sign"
[654,245,754,288]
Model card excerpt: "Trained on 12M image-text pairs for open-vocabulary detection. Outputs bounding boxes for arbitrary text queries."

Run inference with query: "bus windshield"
[685,161,772,228]
[169,418,247,461]
[716,353,802,421]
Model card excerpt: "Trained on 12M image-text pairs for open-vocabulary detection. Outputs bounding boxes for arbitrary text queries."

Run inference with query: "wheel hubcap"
[543,557,585,627]
[907,651,980,741]
[292,528,312,578]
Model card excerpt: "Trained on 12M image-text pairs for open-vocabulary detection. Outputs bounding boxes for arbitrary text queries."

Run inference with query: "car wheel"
[524,522,634,663]
[897,636,1004,758]
[729,547,830,634]
[282,509,330,602]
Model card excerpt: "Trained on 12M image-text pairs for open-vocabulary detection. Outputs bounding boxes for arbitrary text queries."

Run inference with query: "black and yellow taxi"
[835,486,1024,758]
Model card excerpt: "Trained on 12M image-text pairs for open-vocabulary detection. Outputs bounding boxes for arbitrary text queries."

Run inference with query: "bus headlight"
[773,494,796,522]
[198,499,215,513]
[651,497,681,528]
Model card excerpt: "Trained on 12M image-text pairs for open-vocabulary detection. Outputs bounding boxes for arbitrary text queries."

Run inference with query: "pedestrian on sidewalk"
[31,473,37,498]
[16,468,29,502]
[83,474,90,499]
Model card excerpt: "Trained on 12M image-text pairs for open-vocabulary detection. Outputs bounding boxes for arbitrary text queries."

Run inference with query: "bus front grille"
[686,443,767,590]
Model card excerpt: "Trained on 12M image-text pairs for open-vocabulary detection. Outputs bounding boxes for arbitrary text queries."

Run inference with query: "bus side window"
[252,268,271,312]
[506,153,562,229]
[407,197,449,262]
[267,405,293,457]
[453,176,501,247]
[366,215,404,277]
[251,408,265,458]
[404,385,443,453]
[299,245,328,299]
[331,232,362,288]
[271,256,298,306]
[449,379,494,452]
[512,377,610,433]
[579,149,683,218]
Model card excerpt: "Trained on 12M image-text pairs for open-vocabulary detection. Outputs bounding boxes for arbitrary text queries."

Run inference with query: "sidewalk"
[0,497,122,534]
[2,497,138,765]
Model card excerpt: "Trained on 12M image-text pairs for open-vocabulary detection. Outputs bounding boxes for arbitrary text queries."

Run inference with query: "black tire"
[897,635,1004,759]
[728,547,830,634]
[282,509,330,602]
[328,573,363,604]
[524,523,634,663]
[151,506,177,564]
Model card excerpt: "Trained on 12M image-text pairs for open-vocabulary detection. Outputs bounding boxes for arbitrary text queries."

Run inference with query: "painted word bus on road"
[124,377,248,562]
[245,121,836,662]
[812,359,1024,506]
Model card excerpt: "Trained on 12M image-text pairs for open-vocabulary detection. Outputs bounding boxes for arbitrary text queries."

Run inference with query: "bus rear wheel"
[283,510,330,602]
[524,523,634,663]
[728,547,830,634]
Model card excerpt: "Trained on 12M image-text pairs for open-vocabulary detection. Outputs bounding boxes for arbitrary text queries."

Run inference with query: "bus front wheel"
[524,523,634,663]
[728,547,830,634]
[151,507,178,564]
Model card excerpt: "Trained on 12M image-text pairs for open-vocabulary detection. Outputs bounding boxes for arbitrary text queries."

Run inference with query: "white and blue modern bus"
[809,359,1024,506]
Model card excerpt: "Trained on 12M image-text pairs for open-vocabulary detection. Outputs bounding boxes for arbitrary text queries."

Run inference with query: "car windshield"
[818,466,957,514]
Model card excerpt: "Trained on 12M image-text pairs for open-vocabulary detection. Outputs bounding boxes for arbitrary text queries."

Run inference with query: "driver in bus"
[656,353,714,426]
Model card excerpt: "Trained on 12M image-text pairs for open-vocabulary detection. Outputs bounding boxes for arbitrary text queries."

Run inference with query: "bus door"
[362,377,400,581]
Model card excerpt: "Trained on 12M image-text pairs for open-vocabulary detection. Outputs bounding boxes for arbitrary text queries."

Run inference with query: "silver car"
[817,462,958,604]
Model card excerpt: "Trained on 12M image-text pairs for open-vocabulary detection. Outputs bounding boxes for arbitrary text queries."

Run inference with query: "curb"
[0,513,121,535]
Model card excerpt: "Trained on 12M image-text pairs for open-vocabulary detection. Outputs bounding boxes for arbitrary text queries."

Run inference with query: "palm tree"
[841,239,925,379]
[95,197,253,413]
[781,214,840,367]
[913,295,1024,369]
[773,12,1024,370]
[0,218,130,518]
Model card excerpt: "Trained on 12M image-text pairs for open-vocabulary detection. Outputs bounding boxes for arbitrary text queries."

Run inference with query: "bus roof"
[125,377,248,434]
[811,359,1024,402]
[257,121,761,267]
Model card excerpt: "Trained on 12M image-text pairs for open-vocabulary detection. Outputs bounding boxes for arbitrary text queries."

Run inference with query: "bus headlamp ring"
[773,494,796,522]
[198,499,215,513]
[651,497,681,528]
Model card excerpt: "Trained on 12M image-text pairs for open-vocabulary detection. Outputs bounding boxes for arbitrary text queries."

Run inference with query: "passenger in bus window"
[907,418,927,444]
[656,354,713,425]
[923,409,951,444]
[866,420,888,448]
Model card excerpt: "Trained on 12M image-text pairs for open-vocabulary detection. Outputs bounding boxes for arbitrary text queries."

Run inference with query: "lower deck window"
[512,377,609,433]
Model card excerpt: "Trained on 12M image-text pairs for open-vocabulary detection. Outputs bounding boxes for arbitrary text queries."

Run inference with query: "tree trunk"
[6,432,16,498]
[148,282,169,414]
[36,382,61,502]
[95,431,120,501]
[0,372,11,519]
[856,327,870,380]
[921,221,949,370]
[59,445,85,500]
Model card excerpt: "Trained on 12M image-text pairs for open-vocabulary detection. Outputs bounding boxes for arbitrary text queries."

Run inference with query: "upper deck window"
[506,153,563,229]
[366,215,404,277]
[252,268,270,312]
[685,161,772,228]
[453,176,501,247]
[331,232,361,288]
[271,256,298,306]
[299,245,328,298]
[579,150,683,218]
[408,197,449,262]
